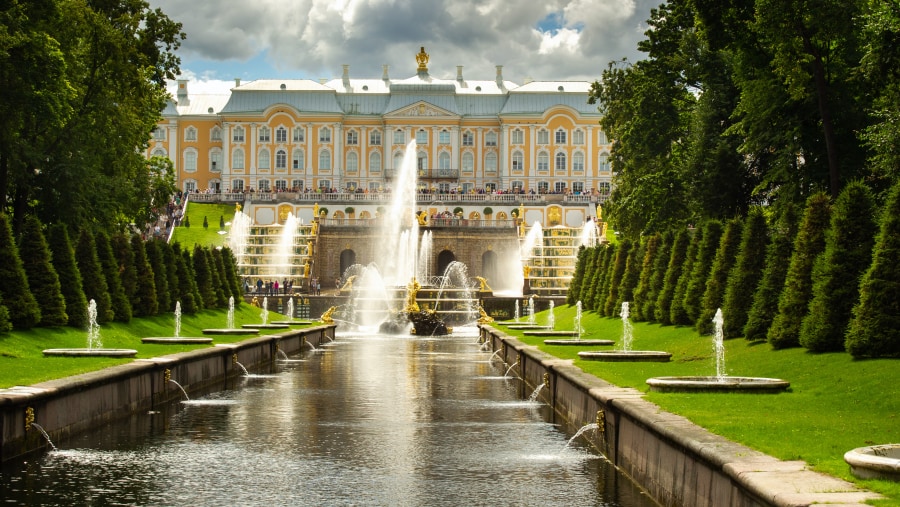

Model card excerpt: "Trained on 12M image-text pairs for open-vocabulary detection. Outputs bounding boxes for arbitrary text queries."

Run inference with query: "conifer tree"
[112,233,137,303]
[845,181,900,358]
[632,233,661,321]
[800,182,877,352]
[193,244,217,308]
[172,243,198,314]
[581,246,606,310]
[0,214,40,329]
[768,193,832,349]
[744,205,800,341]
[130,235,159,317]
[567,246,589,306]
[47,224,88,328]
[160,241,181,310]
[697,218,744,334]
[682,220,723,326]
[615,240,644,314]
[76,229,113,323]
[0,294,11,333]
[603,239,633,316]
[208,248,227,307]
[19,216,67,326]
[670,226,704,325]
[219,247,242,302]
[642,230,673,323]
[145,240,171,314]
[594,245,617,314]
[722,207,769,338]
[656,228,690,324]
[95,231,132,323]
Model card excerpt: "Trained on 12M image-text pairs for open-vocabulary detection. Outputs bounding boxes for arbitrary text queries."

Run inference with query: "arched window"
[258,150,270,170]
[293,126,305,142]
[258,126,270,142]
[275,149,287,170]
[537,128,549,145]
[346,152,358,173]
[319,149,331,171]
[485,152,497,174]
[438,152,451,171]
[151,148,167,158]
[231,179,244,192]
[293,149,304,171]
[598,131,608,144]
[185,126,197,141]
[393,129,405,144]
[232,148,244,169]
[485,132,497,146]
[319,127,331,143]
[417,150,427,175]
[555,128,567,145]
[369,152,382,172]
[555,152,567,172]
[462,131,474,146]
[416,129,427,145]
[233,126,245,142]
[599,154,610,173]
[393,152,403,170]
[511,151,524,172]
[573,129,585,145]
[275,126,287,143]
[537,152,549,172]
[439,129,450,144]
[211,126,222,141]
[370,130,382,146]
[462,152,474,173]
[573,152,584,173]
[511,128,524,144]
[184,150,197,172]
[347,130,358,145]
[210,149,222,172]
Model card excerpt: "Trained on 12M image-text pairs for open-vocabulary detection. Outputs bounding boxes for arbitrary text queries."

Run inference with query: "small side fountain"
[539,301,615,346]
[142,301,213,344]
[578,302,671,362]
[43,300,138,357]
[646,309,790,392]
[844,444,900,481]
[242,297,289,330]
[270,297,313,326]
[203,296,260,335]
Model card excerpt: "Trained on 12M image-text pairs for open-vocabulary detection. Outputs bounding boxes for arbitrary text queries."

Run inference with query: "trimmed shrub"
[722,207,769,338]
[697,218,744,335]
[845,181,900,358]
[96,231,132,323]
[220,247,243,303]
[631,233,662,322]
[47,224,88,328]
[603,239,633,316]
[567,246,589,306]
[208,248,228,307]
[615,240,644,314]
[144,240,171,314]
[193,244,217,308]
[0,214,40,329]
[76,229,113,323]
[801,182,877,352]
[682,220,723,325]
[656,228,691,324]
[112,233,137,302]
[744,205,800,341]
[130,235,159,317]
[670,225,704,325]
[0,296,11,333]
[641,230,673,323]
[19,216,67,327]
[172,243,198,314]
[768,193,832,349]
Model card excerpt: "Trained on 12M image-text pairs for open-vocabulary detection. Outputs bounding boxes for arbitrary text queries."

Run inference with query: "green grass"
[169,202,237,249]
[499,304,900,505]
[0,304,312,388]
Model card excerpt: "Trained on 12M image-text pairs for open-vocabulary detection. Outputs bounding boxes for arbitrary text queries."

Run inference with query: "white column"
[500,124,508,189]
[167,122,179,189]
[249,123,257,190]
[222,121,231,190]
[334,123,343,188]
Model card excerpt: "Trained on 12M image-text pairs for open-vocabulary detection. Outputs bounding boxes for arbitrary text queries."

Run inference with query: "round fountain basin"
[241,324,290,330]
[646,376,790,393]
[42,348,137,358]
[579,350,671,362]
[141,337,214,345]
[844,444,900,481]
[270,320,312,326]
[202,328,260,335]
[543,339,615,346]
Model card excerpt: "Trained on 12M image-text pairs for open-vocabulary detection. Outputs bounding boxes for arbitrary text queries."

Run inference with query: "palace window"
[293,126,305,142]
[152,127,166,140]
[259,126,271,143]
[393,129,405,144]
[211,126,222,141]
[275,179,288,191]
[485,132,497,146]
[461,182,474,193]
[416,129,428,145]
[438,152,451,171]
[555,152,567,172]
[370,130,382,146]
[319,127,331,143]
[572,182,585,194]
[439,129,450,144]
[369,152,382,173]
[275,149,287,170]
[511,180,524,192]
[462,131,474,146]
[485,152,497,174]
[346,152,358,173]
[538,181,549,193]
[347,130,359,145]
[231,179,244,192]
[151,148,167,158]
[599,154,610,173]
[184,150,197,172]
[232,149,244,169]
[416,151,427,175]
[258,150,270,170]
[555,128,567,145]
[233,126,245,142]
[275,127,287,143]
[184,127,197,141]
[292,149,304,171]
[555,181,567,193]
[573,129,585,145]
[511,151,524,172]
[599,182,611,194]
[511,128,524,144]
[573,152,584,173]
[258,179,270,192]
[210,150,222,172]
[537,152,549,173]
[462,152,474,174]
[183,179,197,193]
[318,179,332,190]
[598,131,608,144]
[319,149,331,171]
[537,129,549,145]
[292,179,304,191]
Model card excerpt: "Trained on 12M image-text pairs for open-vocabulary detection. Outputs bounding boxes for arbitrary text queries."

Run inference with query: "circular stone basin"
[646,376,790,393]
[543,339,615,346]
[202,328,260,335]
[579,350,671,362]
[844,444,900,481]
[42,348,137,358]
[270,320,312,326]
[141,337,214,344]
[241,324,290,330]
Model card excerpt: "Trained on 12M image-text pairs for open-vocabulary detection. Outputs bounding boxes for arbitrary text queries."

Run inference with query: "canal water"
[2,327,657,506]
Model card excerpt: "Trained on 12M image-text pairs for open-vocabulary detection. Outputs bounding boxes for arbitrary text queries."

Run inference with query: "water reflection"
[2,327,656,506]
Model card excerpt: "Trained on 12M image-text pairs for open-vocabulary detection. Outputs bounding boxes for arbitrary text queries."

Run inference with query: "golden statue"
[518,203,525,221]
[523,265,531,279]
[477,304,494,324]
[303,260,310,278]
[475,276,492,292]
[601,222,608,239]
[416,210,428,226]
[311,221,318,235]
[235,203,242,213]
[313,202,319,217]
[340,275,357,291]
[251,296,260,308]
[596,204,603,221]
[405,277,421,313]
[320,306,337,324]
[307,240,314,254]
[416,46,429,72]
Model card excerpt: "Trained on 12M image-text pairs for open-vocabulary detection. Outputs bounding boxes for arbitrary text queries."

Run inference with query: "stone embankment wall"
[0,325,334,463]
[479,325,881,507]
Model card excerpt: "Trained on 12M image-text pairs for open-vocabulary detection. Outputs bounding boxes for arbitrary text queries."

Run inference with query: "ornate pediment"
[386,101,456,118]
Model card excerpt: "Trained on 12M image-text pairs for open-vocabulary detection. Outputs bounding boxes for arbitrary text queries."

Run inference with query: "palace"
[149,47,612,225]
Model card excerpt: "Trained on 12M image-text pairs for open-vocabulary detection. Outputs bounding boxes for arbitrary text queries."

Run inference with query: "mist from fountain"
[229,210,252,265]
[418,230,432,282]
[227,296,235,329]
[286,297,294,321]
[376,139,420,287]
[578,220,600,248]
[261,297,269,325]
[173,301,182,338]
[520,222,544,261]
[547,300,555,330]
[432,261,477,321]
[87,299,101,350]
[620,302,633,352]
[713,308,726,381]
[514,300,520,321]
[527,297,536,326]
[574,301,584,339]
[273,213,299,278]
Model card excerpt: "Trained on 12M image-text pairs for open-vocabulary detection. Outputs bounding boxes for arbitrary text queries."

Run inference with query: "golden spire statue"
[405,277,421,313]
[416,46,429,72]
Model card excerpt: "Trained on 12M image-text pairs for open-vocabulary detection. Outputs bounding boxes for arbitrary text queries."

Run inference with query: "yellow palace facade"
[148,48,612,202]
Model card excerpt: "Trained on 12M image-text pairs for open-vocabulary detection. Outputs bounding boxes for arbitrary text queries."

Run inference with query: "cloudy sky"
[150,0,660,95]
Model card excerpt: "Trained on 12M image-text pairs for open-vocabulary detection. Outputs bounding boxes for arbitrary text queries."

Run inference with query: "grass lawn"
[497,304,900,505]
[169,202,237,249]
[0,303,312,388]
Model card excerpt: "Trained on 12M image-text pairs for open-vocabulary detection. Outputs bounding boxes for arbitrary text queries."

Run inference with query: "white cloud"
[537,27,582,55]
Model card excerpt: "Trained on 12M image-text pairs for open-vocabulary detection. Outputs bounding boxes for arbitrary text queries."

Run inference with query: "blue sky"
[151,0,657,95]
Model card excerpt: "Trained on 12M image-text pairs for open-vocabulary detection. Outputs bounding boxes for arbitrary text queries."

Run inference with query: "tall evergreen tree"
[603,239,633,316]
[567,246,590,306]
[683,220,723,325]
[221,247,243,302]
[130,235,158,317]
[846,181,900,357]
[722,207,770,338]
[670,226,703,325]
[595,245,618,314]
[144,240,171,314]
[656,228,691,324]
[801,181,878,352]
[18,216,67,326]
[697,218,744,334]
[95,231,132,323]
[160,241,181,311]
[586,245,613,312]
[641,230,673,323]
[768,193,832,349]
[76,229,113,323]
[0,294,11,333]
[172,243,198,314]
[631,233,661,321]
[208,248,227,307]
[47,224,88,328]
[615,241,644,314]
[744,205,800,340]
[112,233,137,303]
[193,244,217,309]
[0,214,40,329]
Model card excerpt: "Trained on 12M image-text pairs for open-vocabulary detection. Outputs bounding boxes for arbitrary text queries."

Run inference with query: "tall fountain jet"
[376,139,421,287]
